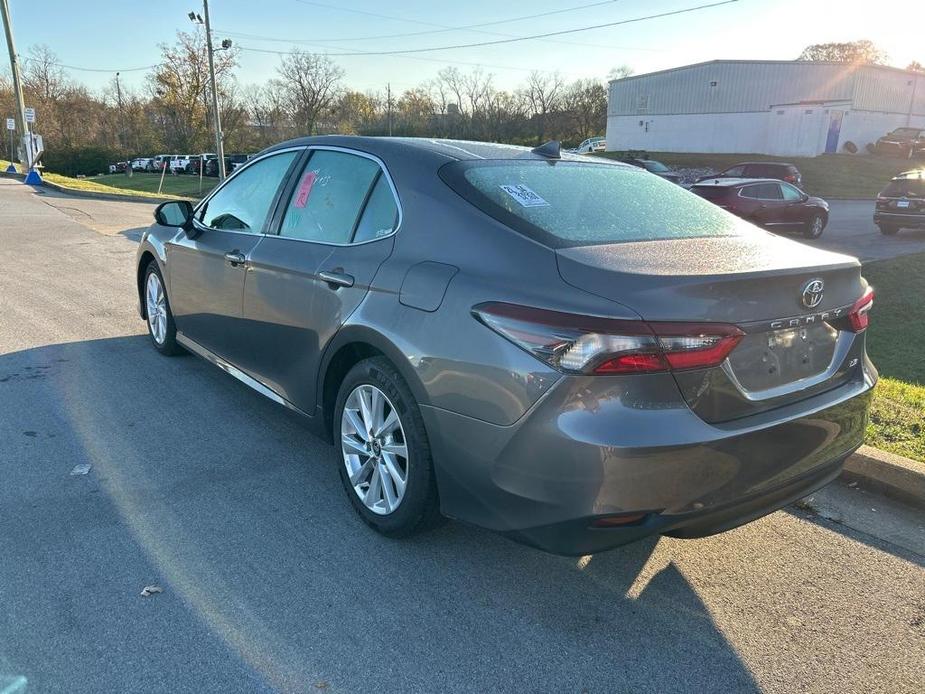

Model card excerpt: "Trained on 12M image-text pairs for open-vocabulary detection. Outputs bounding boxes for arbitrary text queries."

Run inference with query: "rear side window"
[740,183,782,200]
[881,178,925,198]
[441,160,743,248]
[354,176,399,243]
[721,165,746,177]
[690,185,730,202]
[280,150,382,243]
[746,164,783,178]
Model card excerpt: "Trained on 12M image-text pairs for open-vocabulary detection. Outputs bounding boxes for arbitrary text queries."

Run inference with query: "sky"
[2,0,922,97]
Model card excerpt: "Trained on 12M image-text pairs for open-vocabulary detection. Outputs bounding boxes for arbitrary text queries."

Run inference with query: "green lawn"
[3,160,215,200]
[596,151,920,199]
[59,172,217,199]
[860,253,925,462]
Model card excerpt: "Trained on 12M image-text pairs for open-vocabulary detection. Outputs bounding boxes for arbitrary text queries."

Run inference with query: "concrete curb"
[4,170,194,203]
[843,445,925,507]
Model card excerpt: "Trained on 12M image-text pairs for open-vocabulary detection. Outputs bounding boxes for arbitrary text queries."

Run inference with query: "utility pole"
[1,0,28,164]
[115,71,126,152]
[202,0,226,180]
[387,82,392,137]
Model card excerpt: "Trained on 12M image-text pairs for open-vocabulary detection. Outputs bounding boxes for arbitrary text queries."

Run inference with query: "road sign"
[24,107,35,123]
[5,118,13,131]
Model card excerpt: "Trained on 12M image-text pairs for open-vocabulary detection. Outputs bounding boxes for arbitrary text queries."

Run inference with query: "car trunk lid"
[556,233,866,422]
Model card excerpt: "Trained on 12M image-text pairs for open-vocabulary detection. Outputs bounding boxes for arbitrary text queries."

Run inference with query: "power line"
[281,0,625,43]
[241,0,739,58]
[20,55,159,73]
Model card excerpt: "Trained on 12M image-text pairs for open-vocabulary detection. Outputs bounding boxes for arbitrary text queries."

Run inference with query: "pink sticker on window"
[293,171,317,208]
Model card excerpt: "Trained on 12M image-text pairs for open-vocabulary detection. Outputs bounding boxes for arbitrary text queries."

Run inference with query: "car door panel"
[240,236,394,413]
[167,229,262,359]
[165,149,302,363]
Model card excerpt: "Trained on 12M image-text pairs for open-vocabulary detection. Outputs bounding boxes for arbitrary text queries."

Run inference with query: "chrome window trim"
[192,145,308,236]
[270,144,404,248]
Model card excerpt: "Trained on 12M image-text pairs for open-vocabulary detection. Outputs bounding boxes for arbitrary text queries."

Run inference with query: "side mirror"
[154,200,194,231]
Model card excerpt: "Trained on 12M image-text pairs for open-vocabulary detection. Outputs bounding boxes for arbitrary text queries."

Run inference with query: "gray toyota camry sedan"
[135,136,877,555]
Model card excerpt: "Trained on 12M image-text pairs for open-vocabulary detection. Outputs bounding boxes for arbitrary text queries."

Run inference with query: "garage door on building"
[766,101,850,156]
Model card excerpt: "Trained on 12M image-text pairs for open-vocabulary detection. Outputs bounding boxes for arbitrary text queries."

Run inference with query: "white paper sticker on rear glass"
[500,184,549,208]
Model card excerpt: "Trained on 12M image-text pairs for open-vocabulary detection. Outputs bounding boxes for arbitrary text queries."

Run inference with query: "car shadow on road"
[0,335,760,692]
[120,226,147,243]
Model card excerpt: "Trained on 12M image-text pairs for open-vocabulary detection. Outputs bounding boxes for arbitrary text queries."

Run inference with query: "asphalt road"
[1,180,923,694]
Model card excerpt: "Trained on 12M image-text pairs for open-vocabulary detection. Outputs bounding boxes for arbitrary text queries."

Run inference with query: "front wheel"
[143,261,182,355]
[878,223,899,235]
[333,357,442,537]
[803,214,826,239]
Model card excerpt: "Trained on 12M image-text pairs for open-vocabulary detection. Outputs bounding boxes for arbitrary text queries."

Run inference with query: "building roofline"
[608,59,925,84]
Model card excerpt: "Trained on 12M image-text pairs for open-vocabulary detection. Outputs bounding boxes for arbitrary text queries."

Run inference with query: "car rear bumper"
[421,362,876,555]
[874,211,925,228]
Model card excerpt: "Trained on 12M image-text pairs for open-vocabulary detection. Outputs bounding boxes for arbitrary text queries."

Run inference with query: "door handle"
[318,269,355,289]
[224,250,246,266]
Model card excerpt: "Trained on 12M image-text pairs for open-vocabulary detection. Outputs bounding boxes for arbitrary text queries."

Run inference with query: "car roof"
[692,177,783,187]
[262,135,628,167]
[893,169,925,180]
[731,161,797,167]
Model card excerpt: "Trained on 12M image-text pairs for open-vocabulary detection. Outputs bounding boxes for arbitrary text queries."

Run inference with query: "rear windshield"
[882,178,925,197]
[440,160,742,248]
[641,160,670,173]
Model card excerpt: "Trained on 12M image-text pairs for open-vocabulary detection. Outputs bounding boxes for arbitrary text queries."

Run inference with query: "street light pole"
[0,0,28,164]
[201,0,226,180]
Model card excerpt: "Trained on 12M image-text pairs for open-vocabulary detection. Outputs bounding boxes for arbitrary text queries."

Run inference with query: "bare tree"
[23,44,69,101]
[798,40,888,64]
[520,71,564,144]
[148,30,238,151]
[273,49,344,136]
[562,78,607,142]
[907,61,925,73]
[607,64,634,82]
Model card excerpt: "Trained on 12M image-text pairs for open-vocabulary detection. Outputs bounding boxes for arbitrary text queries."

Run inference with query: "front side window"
[441,160,744,248]
[781,183,803,201]
[280,150,393,244]
[199,151,298,233]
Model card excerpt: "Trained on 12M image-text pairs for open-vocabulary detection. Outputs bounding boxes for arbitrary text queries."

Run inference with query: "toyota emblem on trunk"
[801,279,824,309]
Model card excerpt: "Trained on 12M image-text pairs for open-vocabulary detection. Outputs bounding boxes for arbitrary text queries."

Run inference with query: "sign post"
[22,106,41,184]
[5,117,14,173]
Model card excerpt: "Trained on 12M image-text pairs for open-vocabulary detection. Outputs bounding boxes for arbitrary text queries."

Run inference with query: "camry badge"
[801,278,824,309]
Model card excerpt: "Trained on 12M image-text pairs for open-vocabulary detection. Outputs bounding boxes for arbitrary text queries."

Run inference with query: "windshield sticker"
[293,171,318,208]
[500,184,549,208]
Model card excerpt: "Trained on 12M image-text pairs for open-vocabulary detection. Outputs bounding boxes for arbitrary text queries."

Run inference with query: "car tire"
[333,357,442,537]
[803,214,826,239]
[878,224,899,235]
[143,261,182,356]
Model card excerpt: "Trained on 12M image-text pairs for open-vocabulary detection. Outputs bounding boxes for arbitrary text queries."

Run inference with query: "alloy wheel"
[145,272,168,345]
[340,384,409,515]
[811,216,824,237]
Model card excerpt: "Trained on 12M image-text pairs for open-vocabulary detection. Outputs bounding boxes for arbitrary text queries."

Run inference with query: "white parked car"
[576,137,607,154]
[131,158,152,172]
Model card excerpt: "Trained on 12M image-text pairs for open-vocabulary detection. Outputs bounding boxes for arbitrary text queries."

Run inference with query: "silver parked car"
[135,136,877,555]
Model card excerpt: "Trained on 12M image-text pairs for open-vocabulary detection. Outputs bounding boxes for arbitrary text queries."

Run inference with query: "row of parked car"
[614,156,924,239]
[109,153,256,177]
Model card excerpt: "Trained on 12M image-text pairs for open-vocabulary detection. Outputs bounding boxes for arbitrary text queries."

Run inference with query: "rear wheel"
[878,223,899,235]
[333,357,442,537]
[803,214,825,239]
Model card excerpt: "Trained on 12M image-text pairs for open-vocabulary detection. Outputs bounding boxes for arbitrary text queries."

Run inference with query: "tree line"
[0,31,624,175]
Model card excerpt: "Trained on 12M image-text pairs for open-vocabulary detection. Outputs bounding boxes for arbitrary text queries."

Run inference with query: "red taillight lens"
[847,288,874,332]
[472,303,743,375]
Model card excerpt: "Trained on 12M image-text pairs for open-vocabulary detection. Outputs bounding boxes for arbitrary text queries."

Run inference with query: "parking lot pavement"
[1,181,924,693]
[805,199,925,262]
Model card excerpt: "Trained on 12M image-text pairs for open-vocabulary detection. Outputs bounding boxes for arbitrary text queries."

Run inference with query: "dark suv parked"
[874,128,925,159]
[695,162,802,187]
[874,170,925,234]
[690,178,828,238]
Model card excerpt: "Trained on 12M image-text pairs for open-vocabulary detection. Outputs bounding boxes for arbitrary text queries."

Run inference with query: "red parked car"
[690,178,829,238]
[694,161,803,187]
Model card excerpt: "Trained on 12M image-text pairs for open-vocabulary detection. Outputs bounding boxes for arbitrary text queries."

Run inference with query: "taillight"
[847,288,874,332]
[472,303,743,375]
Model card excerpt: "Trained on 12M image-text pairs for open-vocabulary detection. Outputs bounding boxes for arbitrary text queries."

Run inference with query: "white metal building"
[606,60,925,156]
